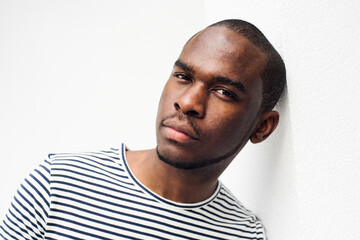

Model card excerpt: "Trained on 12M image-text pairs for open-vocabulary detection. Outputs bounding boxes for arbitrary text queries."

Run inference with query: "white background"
[1,1,360,239]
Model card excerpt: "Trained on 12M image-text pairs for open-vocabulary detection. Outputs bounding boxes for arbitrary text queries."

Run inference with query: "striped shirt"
[0,144,266,239]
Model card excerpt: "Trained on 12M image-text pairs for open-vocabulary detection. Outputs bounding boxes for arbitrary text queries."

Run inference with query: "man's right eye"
[174,73,191,82]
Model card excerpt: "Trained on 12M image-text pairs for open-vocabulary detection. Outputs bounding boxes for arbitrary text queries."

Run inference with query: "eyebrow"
[213,76,246,93]
[174,60,194,74]
[174,59,245,93]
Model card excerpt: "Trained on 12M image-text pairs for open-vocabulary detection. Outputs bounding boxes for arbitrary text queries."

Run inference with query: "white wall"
[0,0,206,218]
[204,1,301,238]
[1,1,360,240]
[206,0,360,239]
[280,1,360,239]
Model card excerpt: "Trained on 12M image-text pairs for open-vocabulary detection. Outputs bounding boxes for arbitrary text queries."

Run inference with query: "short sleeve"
[255,218,267,240]
[0,157,52,240]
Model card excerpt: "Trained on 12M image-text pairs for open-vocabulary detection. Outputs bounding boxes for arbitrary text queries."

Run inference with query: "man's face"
[156,26,267,169]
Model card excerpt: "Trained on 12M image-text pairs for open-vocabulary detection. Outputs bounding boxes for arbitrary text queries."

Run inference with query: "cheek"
[156,82,175,122]
[206,110,239,135]
[205,106,257,143]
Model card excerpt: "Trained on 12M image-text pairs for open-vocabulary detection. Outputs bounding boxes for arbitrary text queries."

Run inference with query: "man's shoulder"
[46,147,121,165]
[213,183,264,224]
[44,147,125,178]
[188,183,266,238]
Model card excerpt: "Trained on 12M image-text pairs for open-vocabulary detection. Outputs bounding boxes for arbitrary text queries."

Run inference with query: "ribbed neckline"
[120,143,221,209]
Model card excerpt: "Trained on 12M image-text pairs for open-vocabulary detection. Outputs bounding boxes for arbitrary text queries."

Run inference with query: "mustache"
[161,112,201,138]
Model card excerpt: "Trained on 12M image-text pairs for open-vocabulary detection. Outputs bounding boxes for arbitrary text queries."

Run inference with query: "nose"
[173,84,206,118]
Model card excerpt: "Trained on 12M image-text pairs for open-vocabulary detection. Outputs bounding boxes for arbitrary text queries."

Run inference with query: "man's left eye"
[216,89,235,98]
[174,73,191,81]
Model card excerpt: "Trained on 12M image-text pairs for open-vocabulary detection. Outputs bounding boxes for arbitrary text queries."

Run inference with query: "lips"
[162,119,199,143]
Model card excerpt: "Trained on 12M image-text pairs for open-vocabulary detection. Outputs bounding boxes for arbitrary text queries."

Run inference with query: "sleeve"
[0,157,52,240]
[255,218,267,240]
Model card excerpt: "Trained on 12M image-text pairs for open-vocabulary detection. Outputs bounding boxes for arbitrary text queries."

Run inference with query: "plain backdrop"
[1,1,360,239]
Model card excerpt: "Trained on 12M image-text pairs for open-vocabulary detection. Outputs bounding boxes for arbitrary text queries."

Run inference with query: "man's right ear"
[250,110,279,144]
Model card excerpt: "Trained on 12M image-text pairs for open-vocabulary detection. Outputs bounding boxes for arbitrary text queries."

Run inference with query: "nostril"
[187,110,199,116]
[174,102,198,116]
[174,103,181,110]
[174,99,204,118]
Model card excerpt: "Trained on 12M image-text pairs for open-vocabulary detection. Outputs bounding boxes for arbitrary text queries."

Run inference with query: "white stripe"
[0,146,266,240]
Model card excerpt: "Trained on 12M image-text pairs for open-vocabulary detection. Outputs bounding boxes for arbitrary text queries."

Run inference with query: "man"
[0,19,285,239]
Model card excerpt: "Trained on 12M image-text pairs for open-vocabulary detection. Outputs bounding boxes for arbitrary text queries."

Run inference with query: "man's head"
[209,19,286,111]
[155,19,286,170]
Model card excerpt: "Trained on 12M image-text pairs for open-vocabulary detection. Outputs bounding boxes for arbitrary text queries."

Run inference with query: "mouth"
[161,120,199,143]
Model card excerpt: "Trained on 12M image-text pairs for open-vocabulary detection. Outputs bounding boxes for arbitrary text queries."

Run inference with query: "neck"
[125,148,225,203]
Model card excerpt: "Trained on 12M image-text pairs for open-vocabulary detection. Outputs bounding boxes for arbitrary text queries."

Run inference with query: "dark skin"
[126,26,279,203]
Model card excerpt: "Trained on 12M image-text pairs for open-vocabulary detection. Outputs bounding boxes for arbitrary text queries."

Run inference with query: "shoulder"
[44,147,126,183]
[216,184,258,219]
[207,183,267,238]
[46,147,122,169]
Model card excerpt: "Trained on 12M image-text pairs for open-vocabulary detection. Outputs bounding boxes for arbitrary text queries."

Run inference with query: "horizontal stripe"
[0,145,265,239]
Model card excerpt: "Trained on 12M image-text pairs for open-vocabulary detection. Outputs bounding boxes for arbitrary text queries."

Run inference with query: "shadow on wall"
[221,89,301,238]
[253,90,302,238]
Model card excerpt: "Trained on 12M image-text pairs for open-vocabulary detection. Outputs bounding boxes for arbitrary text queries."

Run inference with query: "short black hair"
[209,19,286,111]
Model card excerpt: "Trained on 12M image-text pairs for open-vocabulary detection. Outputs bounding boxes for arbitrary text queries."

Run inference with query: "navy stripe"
[52,154,122,172]
[52,200,201,240]
[47,218,142,240]
[1,223,30,240]
[3,218,34,240]
[208,205,255,228]
[21,180,47,221]
[0,147,265,239]
[50,208,171,240]
[5,214,36,239]
[51,185,258,236]
[8,207,43,238]
[44,236,58,240]
[213,198,250,216]
[33,169,50,195]
[79,152,120,162]
[45,229,93,240]
[217,193,247,213]
[204,205,251,223]
[28,173,50,208]
[50,189,243,238]
[51,161,133,186]
[100,149,120,155]
[39,162,51,174]
[45,230,84,240]
[121,144,220,209]
[52,167,137,192]
[50,179,155,202]
[77,150,120,160]
[52,157,126,179]
[13,196,37,229]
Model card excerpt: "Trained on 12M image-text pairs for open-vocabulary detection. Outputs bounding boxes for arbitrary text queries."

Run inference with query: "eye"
[215,89,237,100]
[174,73,192,82]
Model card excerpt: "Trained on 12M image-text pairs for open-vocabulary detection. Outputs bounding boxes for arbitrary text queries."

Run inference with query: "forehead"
[179,26,267,82]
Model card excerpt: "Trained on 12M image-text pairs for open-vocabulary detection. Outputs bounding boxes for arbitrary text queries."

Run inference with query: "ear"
[250,110,279,144]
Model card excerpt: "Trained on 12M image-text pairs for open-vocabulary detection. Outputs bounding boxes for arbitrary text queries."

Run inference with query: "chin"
[156,143,235,170]
[155,143,200,169]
